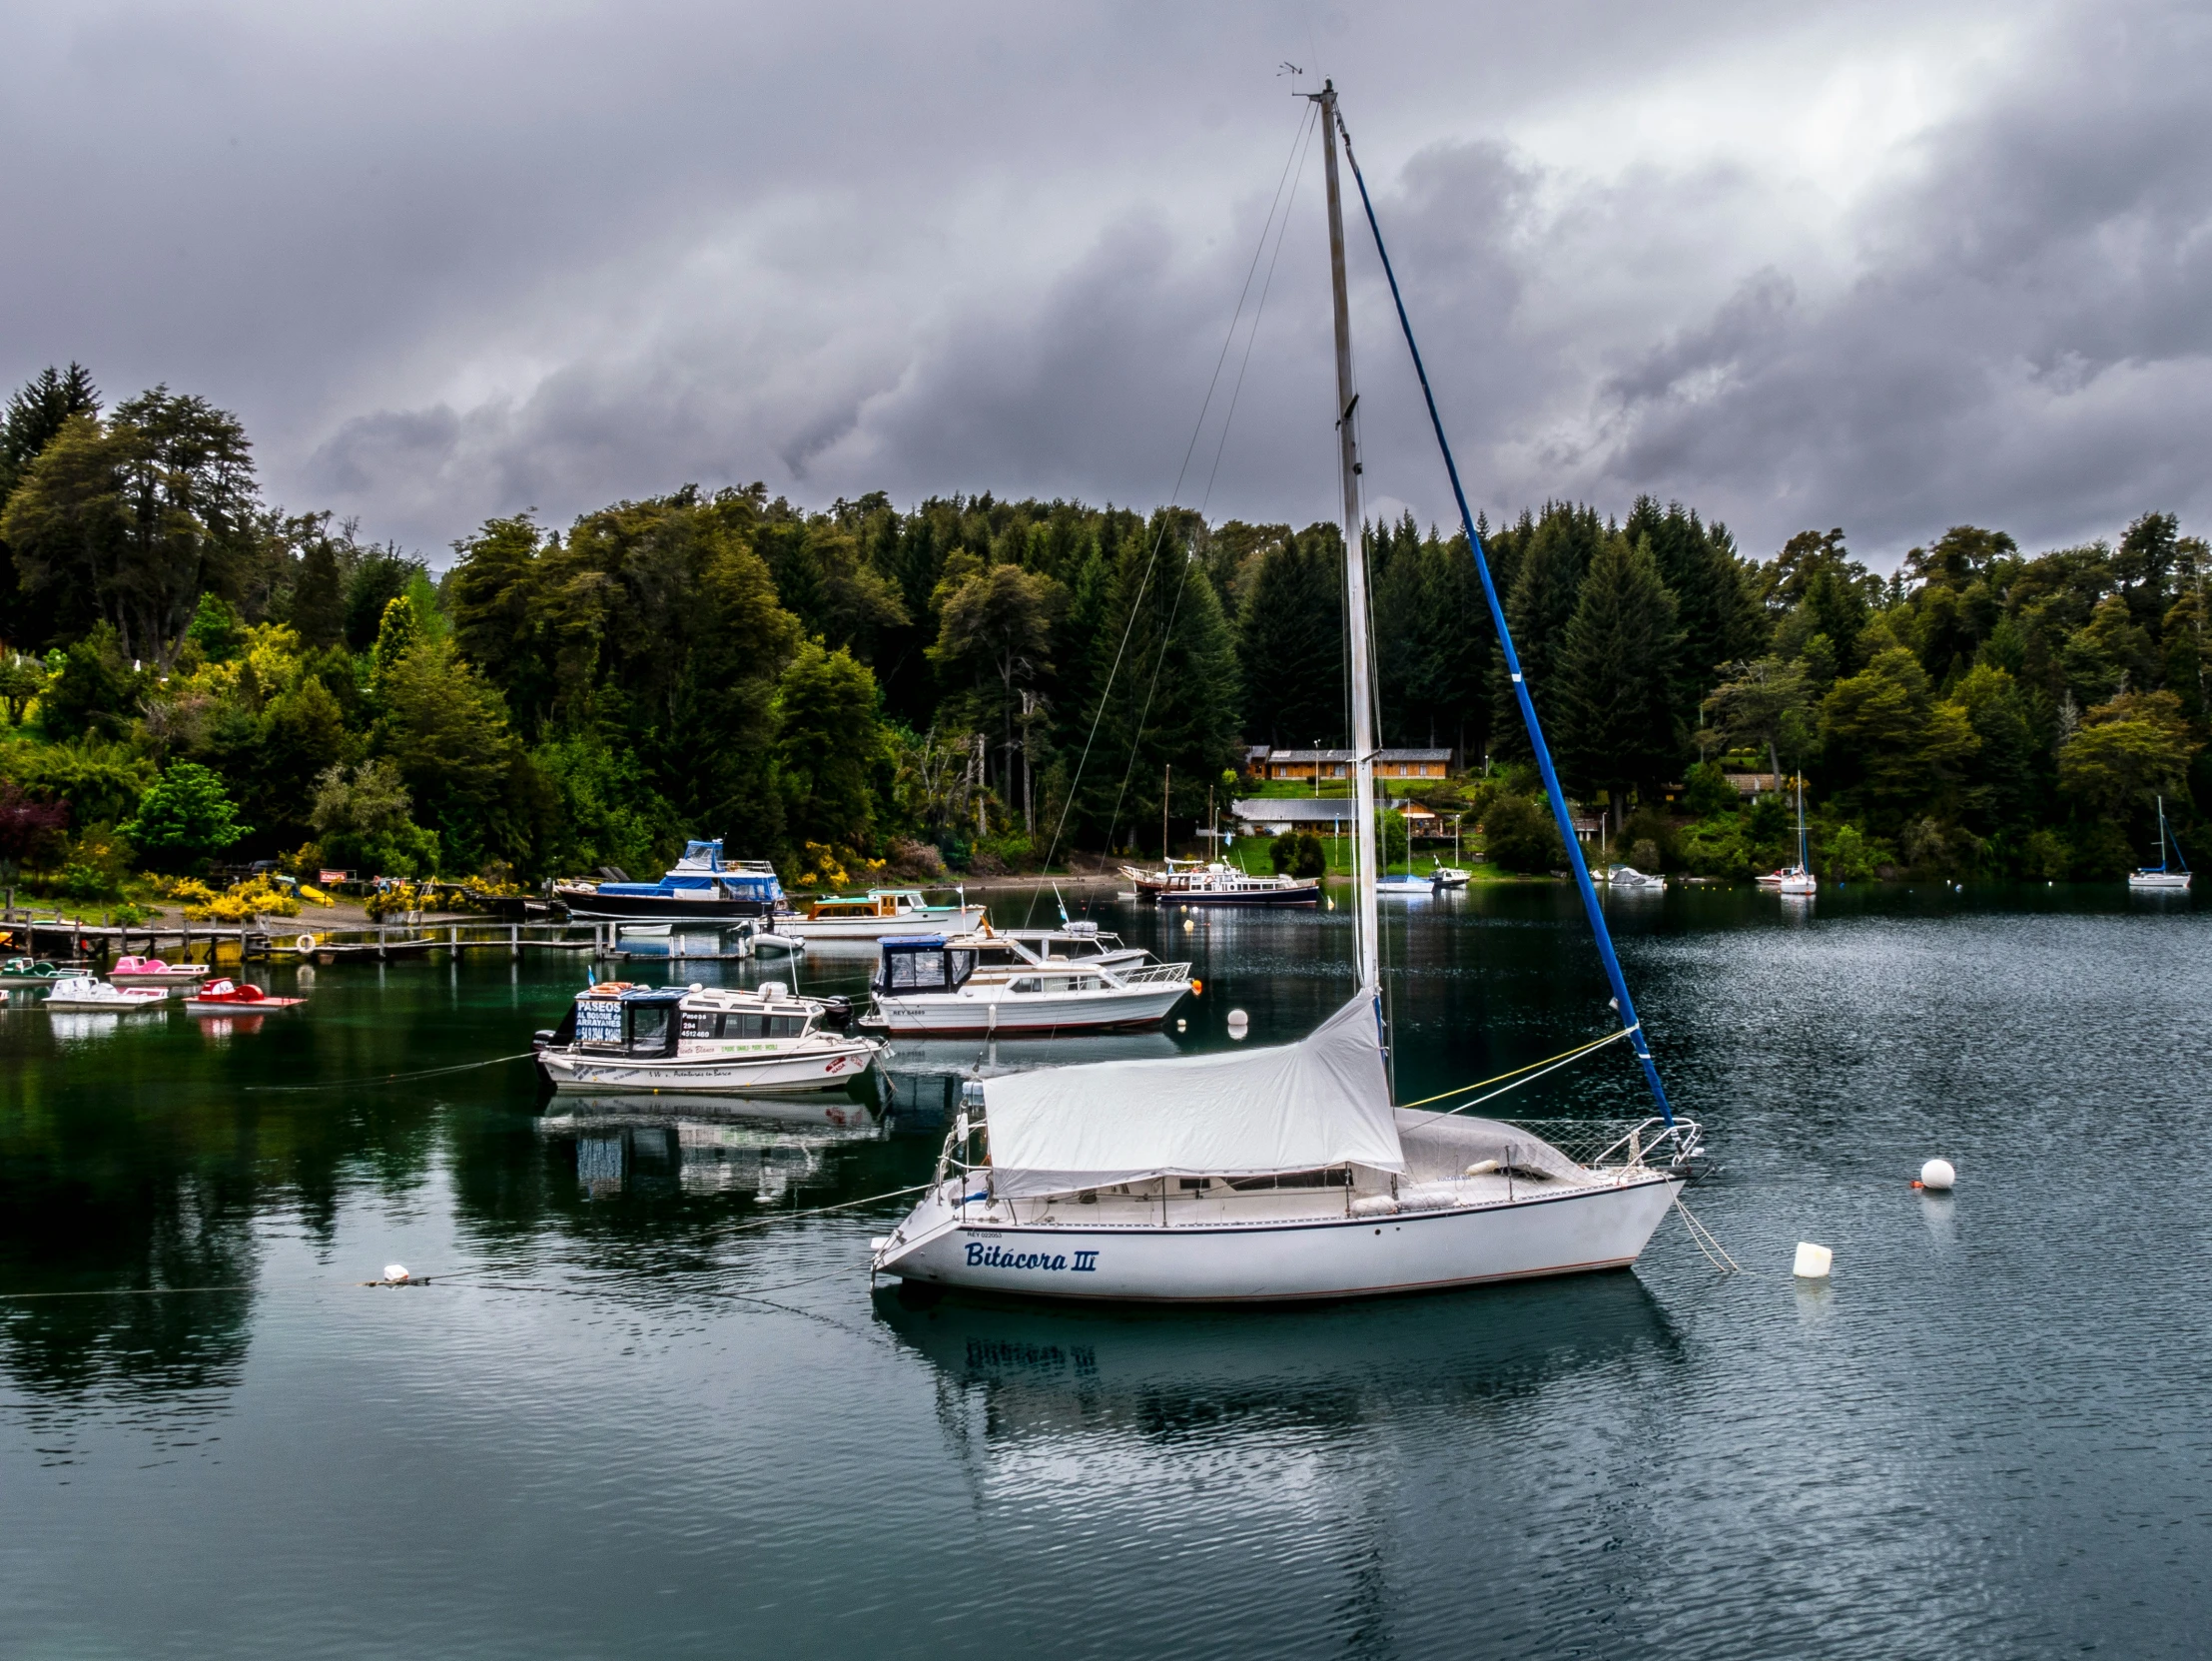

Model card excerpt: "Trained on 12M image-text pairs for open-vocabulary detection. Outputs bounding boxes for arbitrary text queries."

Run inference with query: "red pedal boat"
[182,978,305,1015]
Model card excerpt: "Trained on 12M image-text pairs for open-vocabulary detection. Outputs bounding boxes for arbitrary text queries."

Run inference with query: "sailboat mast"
[1317,81,1380,992]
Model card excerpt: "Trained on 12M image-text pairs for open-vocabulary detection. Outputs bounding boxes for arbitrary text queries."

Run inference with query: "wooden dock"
[0,913,679,966]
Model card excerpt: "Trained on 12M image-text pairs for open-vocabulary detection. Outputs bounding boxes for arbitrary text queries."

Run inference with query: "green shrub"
[1271,830,1326,878]
[1825,824,1876,882]
[1682,761,1738,818]
[1481,794,1563,874]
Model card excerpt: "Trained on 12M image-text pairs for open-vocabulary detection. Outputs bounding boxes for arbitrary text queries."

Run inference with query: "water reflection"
[876,1270,1679,1441]
[537,1094,888,1202]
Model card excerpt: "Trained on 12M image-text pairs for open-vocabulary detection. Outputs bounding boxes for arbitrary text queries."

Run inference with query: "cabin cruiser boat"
[862,930,1193,1036]
[1122,858,1320,907]
[873,81,1700,1302]
[182,978,305,1014]
[1600,865,1666,891]
[554,840,784,922]
[1429,859,1471,888]
[42,975,169,1012]
[535,979,881,1093]
[2129,795,2192,890]
[778,889,984,941]
[109,955,213,988]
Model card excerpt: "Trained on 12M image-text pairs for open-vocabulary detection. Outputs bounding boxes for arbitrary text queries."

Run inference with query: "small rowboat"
[42,975,169,1012]
[183,978,306,1015]
[110,955,214,987]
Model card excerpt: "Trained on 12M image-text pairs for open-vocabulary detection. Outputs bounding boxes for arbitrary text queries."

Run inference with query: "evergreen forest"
[0,363,2203,900]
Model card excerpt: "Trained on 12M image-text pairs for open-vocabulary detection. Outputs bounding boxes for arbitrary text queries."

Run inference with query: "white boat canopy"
[983,991,1404,1198]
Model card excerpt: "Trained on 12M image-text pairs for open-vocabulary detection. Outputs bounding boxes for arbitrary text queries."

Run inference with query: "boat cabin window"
[1226,1168,1350,1192]
[687,1011,809,1039]
[1008,976,1094,994]
[580,996,683,1055]
[881,946,978,993]
[626,1004,674,1055]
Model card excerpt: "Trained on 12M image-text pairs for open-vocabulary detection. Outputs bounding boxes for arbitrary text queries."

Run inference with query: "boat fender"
[1350,1195,1399,1218]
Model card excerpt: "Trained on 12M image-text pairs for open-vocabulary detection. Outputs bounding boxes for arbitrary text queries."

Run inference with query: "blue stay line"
[1337,113,1674,1125]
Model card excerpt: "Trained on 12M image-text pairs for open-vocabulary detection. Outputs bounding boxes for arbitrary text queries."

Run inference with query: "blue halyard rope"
[1334,108,1674,1125]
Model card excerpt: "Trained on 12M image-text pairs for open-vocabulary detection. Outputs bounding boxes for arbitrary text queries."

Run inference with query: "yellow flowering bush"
[184,877,301,922]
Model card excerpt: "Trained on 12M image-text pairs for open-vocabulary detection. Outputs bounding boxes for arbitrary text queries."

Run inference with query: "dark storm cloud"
[4,1,2203,565]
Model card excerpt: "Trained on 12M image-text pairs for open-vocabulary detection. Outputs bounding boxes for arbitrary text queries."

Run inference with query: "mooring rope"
[243,1052,537,1092]
[1395,1026,1639,1115]
[0,1184,934,1302]
[1673,1194,1742,1273]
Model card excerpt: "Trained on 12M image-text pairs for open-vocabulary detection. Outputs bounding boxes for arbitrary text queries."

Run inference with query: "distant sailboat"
[2129,795,2192,890]
[1759,774,1817,895]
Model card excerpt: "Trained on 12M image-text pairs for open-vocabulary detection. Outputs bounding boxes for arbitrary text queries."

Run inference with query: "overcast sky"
[6,1,2206,568]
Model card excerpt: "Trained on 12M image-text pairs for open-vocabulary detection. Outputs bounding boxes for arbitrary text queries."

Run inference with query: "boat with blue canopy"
[554,840,784,922]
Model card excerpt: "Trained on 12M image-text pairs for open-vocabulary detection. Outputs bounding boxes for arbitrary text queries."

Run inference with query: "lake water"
[3,883,2208,1659]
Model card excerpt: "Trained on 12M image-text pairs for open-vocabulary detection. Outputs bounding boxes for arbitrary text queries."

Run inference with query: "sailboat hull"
[874,1174,1681,1302]
[2128,871,2191,889]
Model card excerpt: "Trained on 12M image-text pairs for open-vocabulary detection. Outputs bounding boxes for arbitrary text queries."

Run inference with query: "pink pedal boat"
[110,956,214,988]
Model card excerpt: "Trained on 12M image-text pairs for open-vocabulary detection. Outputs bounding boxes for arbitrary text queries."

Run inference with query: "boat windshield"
[879,942,979,993]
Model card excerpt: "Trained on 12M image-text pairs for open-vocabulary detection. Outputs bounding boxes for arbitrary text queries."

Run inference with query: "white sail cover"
[983,991,1404,1198]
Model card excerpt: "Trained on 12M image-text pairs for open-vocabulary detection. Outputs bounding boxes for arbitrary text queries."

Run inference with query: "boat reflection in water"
[536,1093,886,1202]
[874,1267,1678,1444]
[45,1010,139,1046]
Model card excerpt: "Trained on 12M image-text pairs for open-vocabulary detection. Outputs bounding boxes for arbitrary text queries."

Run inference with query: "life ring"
[296,934,316,952]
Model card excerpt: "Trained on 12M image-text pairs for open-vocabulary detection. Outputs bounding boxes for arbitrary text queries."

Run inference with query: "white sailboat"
[2129,796,2192,890]
[1779,774,1817,896]
[872,82,1700,1303]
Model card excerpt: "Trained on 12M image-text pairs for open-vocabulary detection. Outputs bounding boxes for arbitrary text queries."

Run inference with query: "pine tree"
[1558,533,1684,798]
[1236,523,1344,749]
[1494,502,1603,757]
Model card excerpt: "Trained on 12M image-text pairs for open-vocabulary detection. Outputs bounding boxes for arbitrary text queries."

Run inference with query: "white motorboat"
[874,83,1699,1303]
[2129,796,2192,890]
[1600,865,1666,891]
[534,980,881,1093]
[779,889,984,941]
[862,931,1193,1036]
[42,975,169,1012]
[1429,860,1471,889]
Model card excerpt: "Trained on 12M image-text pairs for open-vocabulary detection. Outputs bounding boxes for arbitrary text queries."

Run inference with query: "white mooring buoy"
[1793,1242,1833,1279]
[382,1263,410,1284]
[1226,1009,1250,1040]
[1919,1158,1956,1192]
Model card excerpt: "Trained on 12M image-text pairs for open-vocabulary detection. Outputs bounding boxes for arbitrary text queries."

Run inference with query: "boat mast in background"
[1314,80,1380,996]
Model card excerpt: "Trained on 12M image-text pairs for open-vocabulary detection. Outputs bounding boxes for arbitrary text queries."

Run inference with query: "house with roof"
[1230,798,1444,837]
[1249,747,1452,782]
